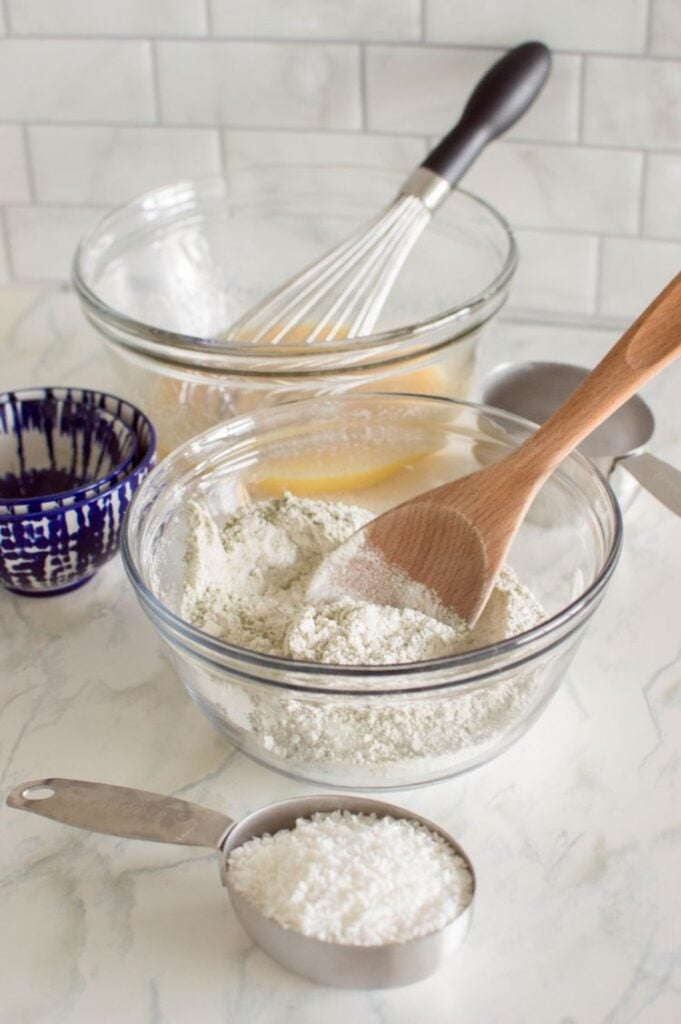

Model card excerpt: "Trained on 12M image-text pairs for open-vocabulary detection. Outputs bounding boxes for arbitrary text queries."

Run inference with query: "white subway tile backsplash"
[0,5,677,319]
[222,128,425,172]
[650,0,681,56]
[366,47,580,143]
[0,41,155,124]
[643,154,681,239]
[463,142,642,234]
[6,206,100,281]
[0,127,31,202]
[29,127,221,204]
[7,0,207,36]
[157,41,361,129]
[0,228,9,284]
[584,57,681,150]
[426,0,648,54]
[599,237,681,318]
[210,0,420,41]
[509,230,599,314]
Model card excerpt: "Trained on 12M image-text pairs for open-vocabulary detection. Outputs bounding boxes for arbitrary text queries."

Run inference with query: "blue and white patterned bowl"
[0,393,156,596]
[0,388,139,515]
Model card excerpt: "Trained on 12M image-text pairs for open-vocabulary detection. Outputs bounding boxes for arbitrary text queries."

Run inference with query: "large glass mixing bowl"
[74,167,516,454]
[122,393,622,789]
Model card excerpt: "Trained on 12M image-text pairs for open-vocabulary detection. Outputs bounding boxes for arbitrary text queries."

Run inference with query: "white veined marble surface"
[0,287,680,1024]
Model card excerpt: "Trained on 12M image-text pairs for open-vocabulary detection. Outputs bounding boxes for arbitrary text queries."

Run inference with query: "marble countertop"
[1,287,680,1024]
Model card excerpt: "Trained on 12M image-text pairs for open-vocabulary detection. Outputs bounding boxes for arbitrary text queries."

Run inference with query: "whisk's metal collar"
[399,167,452,212]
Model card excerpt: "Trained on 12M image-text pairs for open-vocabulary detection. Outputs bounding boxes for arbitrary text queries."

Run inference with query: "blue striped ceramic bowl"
[0,388,139,515]
[0,393,156,596]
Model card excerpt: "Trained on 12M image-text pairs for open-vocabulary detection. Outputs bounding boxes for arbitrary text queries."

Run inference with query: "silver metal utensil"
[228,41,551,345]
[7,778,475,989]
[480,360,681,515]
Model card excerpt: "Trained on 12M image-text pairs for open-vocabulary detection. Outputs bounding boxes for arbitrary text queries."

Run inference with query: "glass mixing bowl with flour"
[122,393,622,788]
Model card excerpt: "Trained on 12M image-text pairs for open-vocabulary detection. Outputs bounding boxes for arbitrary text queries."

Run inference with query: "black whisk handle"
[421,41,551,187]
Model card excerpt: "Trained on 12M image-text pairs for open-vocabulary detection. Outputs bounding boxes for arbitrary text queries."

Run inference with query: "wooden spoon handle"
[511,272,681,480]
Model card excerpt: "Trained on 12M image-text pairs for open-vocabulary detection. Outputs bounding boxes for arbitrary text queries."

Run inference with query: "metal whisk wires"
[228,177,442,345]
[226,42,552,348]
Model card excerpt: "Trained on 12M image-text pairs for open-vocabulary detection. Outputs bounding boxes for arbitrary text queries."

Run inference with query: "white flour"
[227,810,473,945]
[181,494,543,664]
[179,495,545,774]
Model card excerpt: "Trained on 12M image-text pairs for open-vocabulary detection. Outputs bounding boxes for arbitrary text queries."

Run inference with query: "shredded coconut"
[178,495,545,775]
[227,810,473,945]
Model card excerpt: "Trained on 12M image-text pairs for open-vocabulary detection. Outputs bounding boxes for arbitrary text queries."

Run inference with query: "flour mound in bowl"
[180,494,543,665]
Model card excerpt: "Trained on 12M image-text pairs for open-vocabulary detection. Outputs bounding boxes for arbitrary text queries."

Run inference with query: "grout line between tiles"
[2,31,208,43]
[0,33,391,46]
[420,0,427,42]
[499,306,630,331]
[0,36,680,60]
[359,44,368,131]
[216,127,226,176]
[204,0,213,37]
[0,207,17,281]
[3,196,679,249]
[644,0,655,53]
[577,54,588,144]
[592,234,603,316]
[20,124,37,202]
[149,40,162,124]
[4,121,681,159]
[637,151,649,236]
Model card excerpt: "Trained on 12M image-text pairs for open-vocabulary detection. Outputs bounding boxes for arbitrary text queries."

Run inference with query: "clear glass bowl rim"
[121,392,623,696]
[72,169,518,364]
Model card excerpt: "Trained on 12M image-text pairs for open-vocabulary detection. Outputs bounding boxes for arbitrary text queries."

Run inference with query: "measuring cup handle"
[505,272,681,481]
[6,778,232,849]
[622,452,681,518]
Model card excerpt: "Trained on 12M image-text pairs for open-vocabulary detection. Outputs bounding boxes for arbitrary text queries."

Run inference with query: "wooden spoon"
[306,272,681,626]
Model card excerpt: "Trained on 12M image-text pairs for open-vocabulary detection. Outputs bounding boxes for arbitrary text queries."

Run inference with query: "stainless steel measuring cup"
[7,778,475,989]
[480,361,681,514]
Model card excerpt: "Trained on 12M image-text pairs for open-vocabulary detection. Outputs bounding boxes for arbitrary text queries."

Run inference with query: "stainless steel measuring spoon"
[7,778,475,989]
[480,360,681,515]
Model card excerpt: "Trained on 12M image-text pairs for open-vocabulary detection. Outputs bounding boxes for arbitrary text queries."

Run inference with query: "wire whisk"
[228,42,551,346]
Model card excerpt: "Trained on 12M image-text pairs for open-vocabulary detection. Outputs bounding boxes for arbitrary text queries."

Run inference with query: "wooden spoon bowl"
[307,273,681,625]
